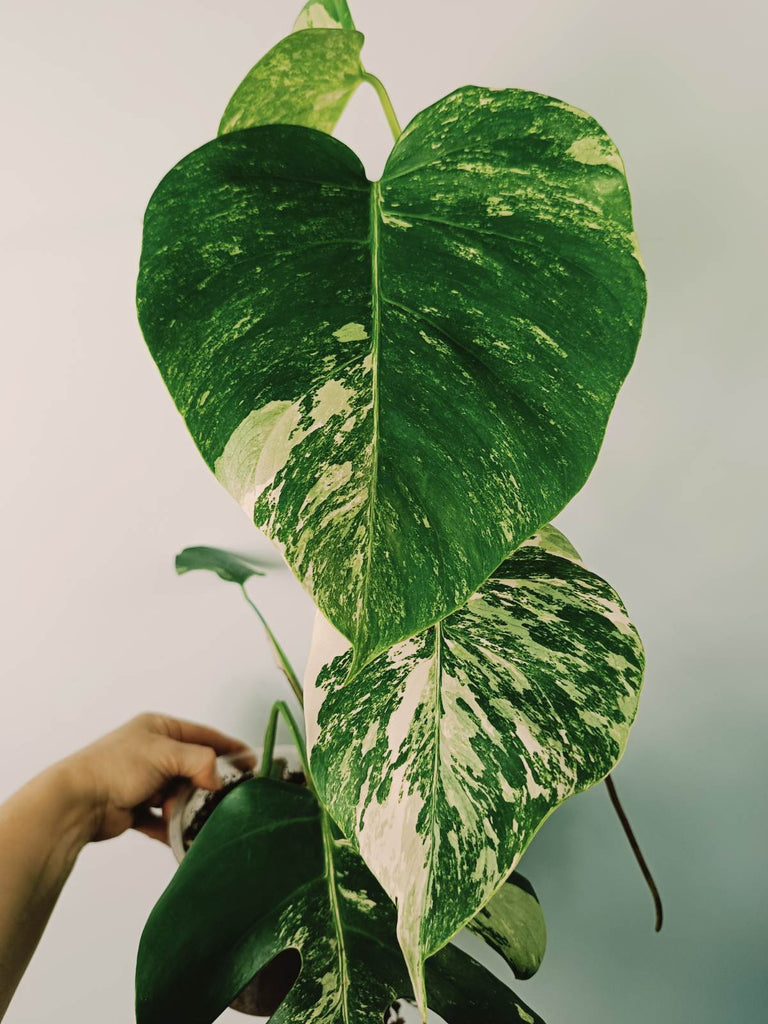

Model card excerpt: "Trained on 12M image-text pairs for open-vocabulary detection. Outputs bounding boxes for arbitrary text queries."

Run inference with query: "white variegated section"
[214,400,304,514]
[294,0,354,31]
[520,522,582,563]
[215,375,362,513]
[306,526,644,1015]
[567,134,626,172]
[305,610,352,751]
[295,5,342,29]
[333,321,369,342]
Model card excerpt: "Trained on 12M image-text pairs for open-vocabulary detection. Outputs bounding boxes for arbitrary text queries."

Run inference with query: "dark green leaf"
[138,87,646,672]
[175,545,266,585]
[136,778,546,1024]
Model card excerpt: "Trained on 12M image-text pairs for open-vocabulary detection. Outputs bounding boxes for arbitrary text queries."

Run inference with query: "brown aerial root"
[605,774,663,932]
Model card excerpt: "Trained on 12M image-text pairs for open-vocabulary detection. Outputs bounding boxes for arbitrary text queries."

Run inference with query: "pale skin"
[0,713,249,1021]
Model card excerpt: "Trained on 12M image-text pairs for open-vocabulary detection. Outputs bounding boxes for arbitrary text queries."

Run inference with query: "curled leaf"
[468,872,547,980]
[175,545,266,585]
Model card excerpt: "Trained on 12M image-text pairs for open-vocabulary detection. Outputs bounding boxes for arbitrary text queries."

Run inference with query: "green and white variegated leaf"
[136,777,546,1024]
[137,87,646,673]
[219,28,365,137]
[294,0,355,30]
[305,525,644,1012]
[467,872,546,980]
[175,545,266,584]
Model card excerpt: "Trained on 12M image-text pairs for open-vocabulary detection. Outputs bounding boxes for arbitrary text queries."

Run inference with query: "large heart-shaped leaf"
[136,777,546,1024]
[305,526,644,1010]
[219,29,365,137]
[137,87,646,672]
[294,0,355,30]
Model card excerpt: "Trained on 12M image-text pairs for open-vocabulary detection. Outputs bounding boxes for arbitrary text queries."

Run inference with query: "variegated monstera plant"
[135,2,658,1021]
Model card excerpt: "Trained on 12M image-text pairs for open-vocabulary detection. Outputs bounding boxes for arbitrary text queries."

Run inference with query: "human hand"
[0,714,250,1018]
[52,713,250,845]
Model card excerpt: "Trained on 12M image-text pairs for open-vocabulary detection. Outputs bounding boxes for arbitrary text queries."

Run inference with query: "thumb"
[167,741,222,791]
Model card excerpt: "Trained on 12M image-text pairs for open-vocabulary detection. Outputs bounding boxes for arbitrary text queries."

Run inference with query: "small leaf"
[175,545,266,584]
[138,88,645,672]
[219,29,365,137]
[136,777,546,1024]
[468,873,547,980]
[305,526,644,1011]
[294,0,356,30]
[176,549,304,703]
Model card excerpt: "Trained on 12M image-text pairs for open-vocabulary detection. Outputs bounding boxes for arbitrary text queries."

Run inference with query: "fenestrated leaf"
[294,0,355,30]
[467,872,547,980]
[137,87,646,673]
[175,544,266,584]
[218,29,365,137]
[136,777,546,1024]
[305,525,644,1012]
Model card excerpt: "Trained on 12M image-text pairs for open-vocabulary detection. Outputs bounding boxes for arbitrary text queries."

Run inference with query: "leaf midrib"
[321,809,352,1022]
[421,621,444,960]
[354,181,383,655]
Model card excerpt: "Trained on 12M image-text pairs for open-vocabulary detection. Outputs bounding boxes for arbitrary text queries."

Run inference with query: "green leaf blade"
[467,873,547,980]
[175,545,266,584]
[138,87,646,671]
[306,527,644,1007]
[219,29,365,137]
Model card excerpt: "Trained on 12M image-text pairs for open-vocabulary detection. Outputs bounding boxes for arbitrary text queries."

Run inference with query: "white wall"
[1,1,766,1021]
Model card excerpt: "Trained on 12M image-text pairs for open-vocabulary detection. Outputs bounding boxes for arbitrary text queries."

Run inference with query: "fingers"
[133,806,169,845]
[132,742,224,843]
[150,715,247,758]
[132,791,182,845]
[165,740,223,792]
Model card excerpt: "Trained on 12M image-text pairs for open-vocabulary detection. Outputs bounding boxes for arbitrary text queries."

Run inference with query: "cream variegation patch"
[215,376,360,520]
[567,134,625,173]
[214,400,304,515]
[294,2,345,30]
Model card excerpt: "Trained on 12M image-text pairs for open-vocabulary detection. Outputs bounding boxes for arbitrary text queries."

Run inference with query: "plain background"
[1,1,766,1021]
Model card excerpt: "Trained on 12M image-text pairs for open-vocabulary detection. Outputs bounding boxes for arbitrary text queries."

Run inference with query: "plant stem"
[320,806,351,1019]
[240,584,304,707]
[259,700,312,788]
[362,71,402,141]
[605,774,663,931]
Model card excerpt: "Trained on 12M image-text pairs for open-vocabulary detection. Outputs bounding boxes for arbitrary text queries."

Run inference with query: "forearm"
[0,714,241,1021]
[0,764,93,1020]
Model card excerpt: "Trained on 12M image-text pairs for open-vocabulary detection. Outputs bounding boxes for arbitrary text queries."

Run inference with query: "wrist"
[30,759,104,851]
